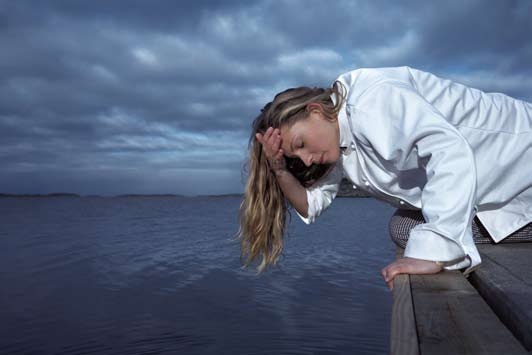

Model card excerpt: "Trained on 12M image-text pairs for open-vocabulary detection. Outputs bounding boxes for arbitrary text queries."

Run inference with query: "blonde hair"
[238,81,346,272]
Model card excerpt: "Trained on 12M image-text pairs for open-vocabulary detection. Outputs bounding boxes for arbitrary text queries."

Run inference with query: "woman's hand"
[256,127,287,173]
[381,257,443,291]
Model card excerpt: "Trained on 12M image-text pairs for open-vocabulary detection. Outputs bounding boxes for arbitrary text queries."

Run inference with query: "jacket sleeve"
[296,161,344,224]
[355,80,480,271]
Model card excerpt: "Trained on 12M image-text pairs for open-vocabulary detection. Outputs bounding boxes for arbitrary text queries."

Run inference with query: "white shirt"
[297,66,532,273]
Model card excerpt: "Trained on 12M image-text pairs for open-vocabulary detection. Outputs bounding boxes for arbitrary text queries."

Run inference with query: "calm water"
[0,196,396,354]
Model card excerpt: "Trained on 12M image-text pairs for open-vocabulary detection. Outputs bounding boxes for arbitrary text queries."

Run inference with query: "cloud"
[0,0,531,195]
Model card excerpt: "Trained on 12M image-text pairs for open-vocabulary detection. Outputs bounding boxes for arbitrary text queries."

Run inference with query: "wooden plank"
[391,247,420,355]
[469,244,532,351]
[391,272,419,355]
[391,247,527,354]
[410,270,527,354]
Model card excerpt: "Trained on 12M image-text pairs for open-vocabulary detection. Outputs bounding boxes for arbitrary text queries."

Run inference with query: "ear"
[305,102,324,113]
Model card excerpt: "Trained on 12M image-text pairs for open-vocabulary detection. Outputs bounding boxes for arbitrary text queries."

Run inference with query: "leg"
[388,209,532,248]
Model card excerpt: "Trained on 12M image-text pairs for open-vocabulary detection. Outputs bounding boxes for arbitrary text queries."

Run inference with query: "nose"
[301,153,313,167]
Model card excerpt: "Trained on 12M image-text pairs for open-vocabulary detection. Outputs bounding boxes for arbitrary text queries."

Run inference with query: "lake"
[0,195,396,354]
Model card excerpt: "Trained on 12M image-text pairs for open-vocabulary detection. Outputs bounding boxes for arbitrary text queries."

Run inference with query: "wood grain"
[469,243,532,351]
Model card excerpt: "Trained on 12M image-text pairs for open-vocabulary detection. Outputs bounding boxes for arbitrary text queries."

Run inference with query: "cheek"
[330,147,340,162]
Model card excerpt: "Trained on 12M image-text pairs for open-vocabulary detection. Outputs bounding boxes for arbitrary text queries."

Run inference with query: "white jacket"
[297,66,532,273]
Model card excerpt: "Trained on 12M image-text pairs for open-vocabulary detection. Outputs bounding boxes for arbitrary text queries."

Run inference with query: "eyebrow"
[285,137,297,158]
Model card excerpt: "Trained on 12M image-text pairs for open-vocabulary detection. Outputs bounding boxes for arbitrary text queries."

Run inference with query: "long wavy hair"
[238,81,346,272]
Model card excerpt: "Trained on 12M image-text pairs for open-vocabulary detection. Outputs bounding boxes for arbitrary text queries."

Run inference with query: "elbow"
[295,204,315,224]
[293,199,309,219]
[297,207,310,221]
[299,201,309,218]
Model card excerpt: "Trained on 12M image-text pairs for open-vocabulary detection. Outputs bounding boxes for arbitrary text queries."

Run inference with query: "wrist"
[273,168,289,177]
[267,156,286,172]
[434,255,468,268]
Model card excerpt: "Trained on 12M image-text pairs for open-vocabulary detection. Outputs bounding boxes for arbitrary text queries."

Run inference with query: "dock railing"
[390,247,528,355]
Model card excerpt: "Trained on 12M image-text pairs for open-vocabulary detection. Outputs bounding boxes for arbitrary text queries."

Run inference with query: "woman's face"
[280,111,341,167]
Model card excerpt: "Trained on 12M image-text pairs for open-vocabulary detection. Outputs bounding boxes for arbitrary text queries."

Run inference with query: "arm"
[273,168,308,217]
[294,162,343,224]
[256,127,342,222]
[256,127,308,216]
[354,80,481,285]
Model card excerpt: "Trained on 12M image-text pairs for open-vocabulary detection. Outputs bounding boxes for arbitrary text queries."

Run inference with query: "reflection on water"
[0,196,395,354]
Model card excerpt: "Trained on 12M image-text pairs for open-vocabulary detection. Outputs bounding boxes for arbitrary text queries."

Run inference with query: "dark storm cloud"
[1,0,531,195]
[417,1,532,68]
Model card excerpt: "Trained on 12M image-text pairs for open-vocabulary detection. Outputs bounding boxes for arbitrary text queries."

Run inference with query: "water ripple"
[0,196,395,354]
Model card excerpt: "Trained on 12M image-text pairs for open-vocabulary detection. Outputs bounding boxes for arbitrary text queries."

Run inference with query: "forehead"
[280,120,307,155]
[280,118,309,137]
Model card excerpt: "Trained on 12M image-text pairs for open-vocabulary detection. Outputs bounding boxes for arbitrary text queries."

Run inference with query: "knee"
[388,209,425,249]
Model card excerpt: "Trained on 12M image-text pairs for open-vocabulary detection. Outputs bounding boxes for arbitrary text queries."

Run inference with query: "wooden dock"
[390,244,532,354]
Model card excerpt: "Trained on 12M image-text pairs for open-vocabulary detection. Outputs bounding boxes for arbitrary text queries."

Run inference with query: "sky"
[1,0,531,196]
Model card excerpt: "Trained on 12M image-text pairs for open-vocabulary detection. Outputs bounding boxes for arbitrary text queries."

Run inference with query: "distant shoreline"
[0,180,369,199]
[0,193,186,198]
[0,193,84,198]
[0,192,242,198]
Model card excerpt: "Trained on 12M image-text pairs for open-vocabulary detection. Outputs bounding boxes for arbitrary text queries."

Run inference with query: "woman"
[238,66,532,290]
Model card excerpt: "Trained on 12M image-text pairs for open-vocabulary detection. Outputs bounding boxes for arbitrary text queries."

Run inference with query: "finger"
[380,266,393,289]
[275,130,283,147]
[381,262,396,280]
[386,266,402,283]
[264,128,274,144]
[255,133,263,143]
[263,127,274,141]
[385,261,405,281]
[271,133,281,152]
[267,132,281,151]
